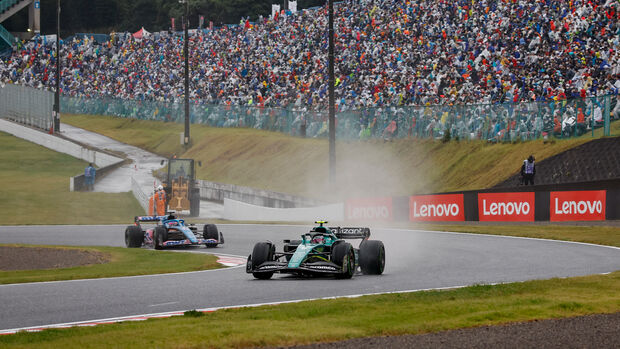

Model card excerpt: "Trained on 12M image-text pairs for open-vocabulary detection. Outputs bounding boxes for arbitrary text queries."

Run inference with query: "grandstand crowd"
[1,0,619,139]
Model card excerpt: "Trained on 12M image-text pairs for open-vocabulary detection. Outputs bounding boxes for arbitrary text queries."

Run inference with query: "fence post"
[604,95,610,137]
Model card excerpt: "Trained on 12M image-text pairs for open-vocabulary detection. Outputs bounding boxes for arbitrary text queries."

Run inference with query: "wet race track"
[0,224,619,331]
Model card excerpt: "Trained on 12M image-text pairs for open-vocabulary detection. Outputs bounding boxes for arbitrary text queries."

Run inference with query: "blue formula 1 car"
[124,212,223,249]
[246,221,385,279]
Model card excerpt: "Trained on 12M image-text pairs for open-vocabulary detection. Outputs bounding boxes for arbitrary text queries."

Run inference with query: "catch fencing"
[0,83,54,131]
[61,94,617,141]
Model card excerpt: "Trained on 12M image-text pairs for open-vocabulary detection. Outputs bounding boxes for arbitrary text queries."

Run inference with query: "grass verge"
[0,271,618,348]
[0,244,221,284]
[374,223,620,248]
[0,131,144,225]
[61,114,620,200]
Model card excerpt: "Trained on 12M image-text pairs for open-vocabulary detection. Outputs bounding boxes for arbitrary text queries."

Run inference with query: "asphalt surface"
[0,224,619,331]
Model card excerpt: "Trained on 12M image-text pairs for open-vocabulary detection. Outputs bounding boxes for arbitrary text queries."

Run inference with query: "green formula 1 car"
[246,221,385,279]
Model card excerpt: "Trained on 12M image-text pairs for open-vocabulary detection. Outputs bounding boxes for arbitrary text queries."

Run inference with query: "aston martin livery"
[124,213,223,249]
[246,221,385,279]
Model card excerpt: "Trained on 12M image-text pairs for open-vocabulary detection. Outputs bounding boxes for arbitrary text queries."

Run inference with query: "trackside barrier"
[345,188,619,222]
[223,198,344,222]
[197,180,323,208]
[131,176,150,213]
[0,83,53,131]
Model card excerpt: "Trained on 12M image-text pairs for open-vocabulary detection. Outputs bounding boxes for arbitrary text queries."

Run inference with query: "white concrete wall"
[0,119,122,167]
[223,198,344,221]
[198,180,324,208]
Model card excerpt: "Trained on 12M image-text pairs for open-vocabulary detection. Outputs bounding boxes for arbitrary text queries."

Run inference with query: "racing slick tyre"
[251,241,275,280]
[154,226,168,250]
[332,242,355,279]
[203,224,219,248]
[283,240,302,261]
[125,225,143,248]
[359,240,385,275]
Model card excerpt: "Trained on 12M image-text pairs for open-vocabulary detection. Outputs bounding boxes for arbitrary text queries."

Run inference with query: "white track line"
[0,284,470,335]
[1,226,618,335]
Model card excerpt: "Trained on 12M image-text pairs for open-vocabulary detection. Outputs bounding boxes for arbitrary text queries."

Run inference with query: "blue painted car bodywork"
[134,215,220,248]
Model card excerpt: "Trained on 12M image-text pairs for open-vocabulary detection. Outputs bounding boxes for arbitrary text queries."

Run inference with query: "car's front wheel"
[332,242,355,279]
[251,241,274,279]
[203,224,219,247]
[154,226,167,250]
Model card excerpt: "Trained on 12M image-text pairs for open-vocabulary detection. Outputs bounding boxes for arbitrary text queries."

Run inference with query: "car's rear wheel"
[203,224,219,247]
[125,226,143,248]
[154,226,167,250]
[251,241,274,279]
[332,242,355,279]
[359,240,385,275]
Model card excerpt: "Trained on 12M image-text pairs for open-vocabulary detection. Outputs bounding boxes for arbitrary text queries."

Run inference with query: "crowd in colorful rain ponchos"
[1,0,618,114]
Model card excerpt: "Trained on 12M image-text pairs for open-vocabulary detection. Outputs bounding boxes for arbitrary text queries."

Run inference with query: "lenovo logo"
[482,200,531,215]
[478,193,535,222]
[550,191,606,221]
[346,197,393,221]
[409,194,464,222]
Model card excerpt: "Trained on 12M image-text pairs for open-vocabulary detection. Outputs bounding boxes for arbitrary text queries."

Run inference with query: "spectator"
[521,155,536,185]
[84,163,96,191]
[0,0,618,140]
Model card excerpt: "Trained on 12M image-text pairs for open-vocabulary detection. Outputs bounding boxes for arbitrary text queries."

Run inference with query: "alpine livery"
[246,221,385,279]
[124,213,224,249]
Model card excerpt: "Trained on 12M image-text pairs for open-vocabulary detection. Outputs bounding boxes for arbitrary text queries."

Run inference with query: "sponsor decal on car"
[162,239,191,246]
[550,190,606,221]
[308,265,337,270]
[478,192,535,222]
[409,194,464,222]
[346,197,393,221]
[340,228,365,234]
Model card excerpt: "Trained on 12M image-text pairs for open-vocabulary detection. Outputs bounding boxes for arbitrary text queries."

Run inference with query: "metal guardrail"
[0,83,53,130]
[131,176,149,213]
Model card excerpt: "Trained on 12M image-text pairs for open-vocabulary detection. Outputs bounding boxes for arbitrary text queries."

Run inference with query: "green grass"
[2,116,619,347]
[0,244,221,284]
[0,131,144,225]
[379,223,620,248]
[61,114,620,200]
[0,271,618,348]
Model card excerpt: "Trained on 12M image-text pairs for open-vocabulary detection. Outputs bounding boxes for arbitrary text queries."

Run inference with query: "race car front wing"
[246,259,345,275]
[162,238,219,247]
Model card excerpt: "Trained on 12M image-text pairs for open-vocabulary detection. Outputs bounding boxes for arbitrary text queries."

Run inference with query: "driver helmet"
[311,235,325,244]
[157,185,164,191]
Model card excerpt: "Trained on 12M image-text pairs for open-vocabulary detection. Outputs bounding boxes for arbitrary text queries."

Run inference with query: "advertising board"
[409,194,464,222]
[478,192,535,222]
[550,190,606,221]
[346,197,393,221]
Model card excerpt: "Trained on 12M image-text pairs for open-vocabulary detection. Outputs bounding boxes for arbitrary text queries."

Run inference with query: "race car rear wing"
[134,215,168,223]
[330,227,371,239]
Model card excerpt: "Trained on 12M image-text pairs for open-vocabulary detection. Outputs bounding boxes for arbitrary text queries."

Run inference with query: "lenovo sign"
[346,197,393,221]
[550,190,606,221]
[478,192,535,222]
[409,194,464,222]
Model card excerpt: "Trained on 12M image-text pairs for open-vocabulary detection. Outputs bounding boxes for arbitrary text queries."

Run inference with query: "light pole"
[54,0,60,133]
[328,0,335,184]
[179,0,190,145]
